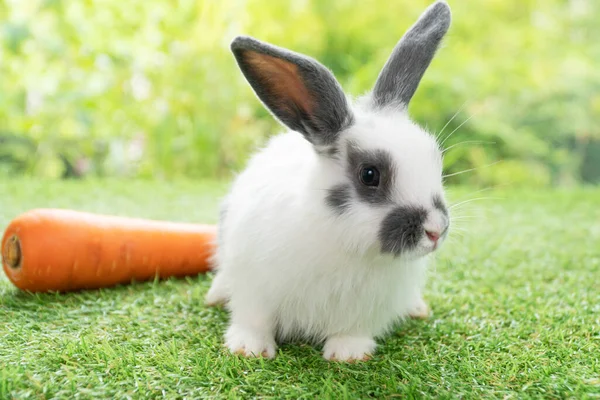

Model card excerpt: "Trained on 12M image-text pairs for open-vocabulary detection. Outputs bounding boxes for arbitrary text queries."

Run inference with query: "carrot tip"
[3,235,22,269]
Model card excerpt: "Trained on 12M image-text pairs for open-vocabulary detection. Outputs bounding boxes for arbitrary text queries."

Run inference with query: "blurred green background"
[1,0,599,187]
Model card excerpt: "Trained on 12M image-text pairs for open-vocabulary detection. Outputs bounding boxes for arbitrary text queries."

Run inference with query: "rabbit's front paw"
[323,336,376,362]
[408,296,431,319]
[225,324,277,359]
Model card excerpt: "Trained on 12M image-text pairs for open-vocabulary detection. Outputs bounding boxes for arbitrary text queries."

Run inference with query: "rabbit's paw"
[323,336,376,362]
[225,324,277,359]
[408,296,431,319]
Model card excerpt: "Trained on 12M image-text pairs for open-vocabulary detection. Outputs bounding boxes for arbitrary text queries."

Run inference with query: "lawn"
[1,178,599,399]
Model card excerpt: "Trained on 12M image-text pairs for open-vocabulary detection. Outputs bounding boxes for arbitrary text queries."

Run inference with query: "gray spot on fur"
[326,184,352,214]
[326,145,340,158]
[315,144,340,159]
[433,194,448,216]
[346,141,395,206]
[231,36,354,148]
[372,1,451,108]
[379,206,427,256]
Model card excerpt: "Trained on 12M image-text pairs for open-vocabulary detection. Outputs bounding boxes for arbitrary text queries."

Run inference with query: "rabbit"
[205,0,452,362]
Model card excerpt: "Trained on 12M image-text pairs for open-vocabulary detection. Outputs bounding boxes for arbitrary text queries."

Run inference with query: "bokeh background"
[1,0,599,187]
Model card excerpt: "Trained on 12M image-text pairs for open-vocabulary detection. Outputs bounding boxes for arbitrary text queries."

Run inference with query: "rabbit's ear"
[372,1,451,109]
[231,36,353,148]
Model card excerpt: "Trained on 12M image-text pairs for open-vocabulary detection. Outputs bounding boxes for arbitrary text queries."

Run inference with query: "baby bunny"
[206,1,452,361]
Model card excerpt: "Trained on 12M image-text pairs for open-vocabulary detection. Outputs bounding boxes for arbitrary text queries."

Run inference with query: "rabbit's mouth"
[378,204,449,258]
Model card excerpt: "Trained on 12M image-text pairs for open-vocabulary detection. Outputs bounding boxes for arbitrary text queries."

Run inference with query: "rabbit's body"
[209,129,428,338]
[207,1,453,361]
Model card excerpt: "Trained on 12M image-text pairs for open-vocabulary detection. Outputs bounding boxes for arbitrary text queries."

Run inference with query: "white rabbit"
[206,1,452,361]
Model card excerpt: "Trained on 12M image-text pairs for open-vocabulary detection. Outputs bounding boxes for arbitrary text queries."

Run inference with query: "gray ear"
[372,1,451,109]
[231,36,354,148]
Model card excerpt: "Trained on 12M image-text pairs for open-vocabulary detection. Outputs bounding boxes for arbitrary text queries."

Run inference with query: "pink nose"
[426,230,440,243]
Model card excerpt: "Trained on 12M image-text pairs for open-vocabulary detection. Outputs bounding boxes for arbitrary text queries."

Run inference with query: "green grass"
[1,178,599,399]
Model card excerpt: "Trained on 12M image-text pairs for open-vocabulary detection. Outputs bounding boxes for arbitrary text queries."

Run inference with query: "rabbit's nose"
[425,230,440,243]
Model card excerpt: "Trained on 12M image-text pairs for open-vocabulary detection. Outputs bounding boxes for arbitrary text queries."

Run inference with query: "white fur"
[206,103,448,361]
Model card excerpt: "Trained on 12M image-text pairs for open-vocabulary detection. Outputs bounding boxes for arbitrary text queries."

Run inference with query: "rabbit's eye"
[360,166,380,187]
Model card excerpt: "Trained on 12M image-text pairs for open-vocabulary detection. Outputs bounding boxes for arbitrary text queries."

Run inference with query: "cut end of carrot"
[2,235,22,269]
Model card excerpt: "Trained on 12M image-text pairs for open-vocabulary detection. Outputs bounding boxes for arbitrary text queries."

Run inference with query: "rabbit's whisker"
[439,108,481,148]
[449,196,501,210]
[442,140,496,154]
[443,161,500,179]
[436,102,466,141]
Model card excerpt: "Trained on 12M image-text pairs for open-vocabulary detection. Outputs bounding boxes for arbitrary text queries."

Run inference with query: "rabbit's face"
[230,2,452,258]
[325,108,449,259]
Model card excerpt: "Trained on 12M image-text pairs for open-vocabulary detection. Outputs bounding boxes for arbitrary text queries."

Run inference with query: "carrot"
[1,208,217,293]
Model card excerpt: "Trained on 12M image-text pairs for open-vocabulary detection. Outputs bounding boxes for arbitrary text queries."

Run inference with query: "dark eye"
[360,166,380,187]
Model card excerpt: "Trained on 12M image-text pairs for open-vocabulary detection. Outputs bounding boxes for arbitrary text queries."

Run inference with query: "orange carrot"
[1,209,217,293]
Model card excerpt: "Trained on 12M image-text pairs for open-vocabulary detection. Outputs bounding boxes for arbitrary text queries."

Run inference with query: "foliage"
[1,178,600,397]
[1,0,599,186]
